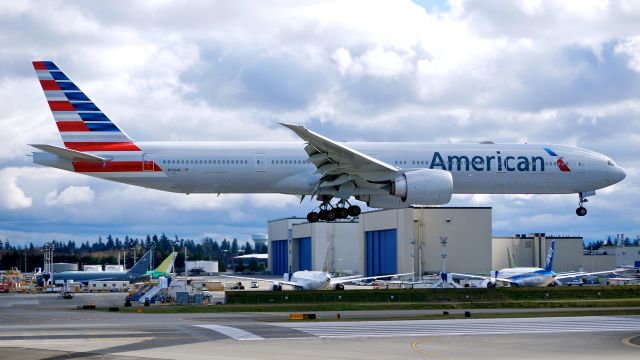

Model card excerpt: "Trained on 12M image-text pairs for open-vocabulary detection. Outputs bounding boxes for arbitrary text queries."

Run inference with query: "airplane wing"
[329,272,413,285]
[280,123,398,198]
[449,272,518,285]
[30,144,108,163]
[555,269,624,280]
[219,274,300,287]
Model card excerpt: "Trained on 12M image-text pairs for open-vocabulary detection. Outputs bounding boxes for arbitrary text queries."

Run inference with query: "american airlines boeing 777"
[30,61,626,221]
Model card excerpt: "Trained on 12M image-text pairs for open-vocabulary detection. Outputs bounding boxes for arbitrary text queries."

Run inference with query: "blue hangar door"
[366,229,397,277]
[297,237,312,271]
[271,240,288,275]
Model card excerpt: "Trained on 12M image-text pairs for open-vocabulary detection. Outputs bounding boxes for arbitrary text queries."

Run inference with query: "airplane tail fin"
[154,252,178,273]
[507,247,516,268]
[32,61,139,152]
[544,240,555,272]
[128,250,152,275]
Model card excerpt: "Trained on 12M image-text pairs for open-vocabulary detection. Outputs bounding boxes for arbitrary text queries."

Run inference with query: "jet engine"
[481,279,497,288]
[390,169,453,205]
[359,169,453,208]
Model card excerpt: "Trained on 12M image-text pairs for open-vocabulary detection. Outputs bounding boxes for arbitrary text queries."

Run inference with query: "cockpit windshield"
[607,160,616,166]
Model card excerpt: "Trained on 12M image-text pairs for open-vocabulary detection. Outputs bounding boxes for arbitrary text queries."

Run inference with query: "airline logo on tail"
[544,147,571,172]
[33,61,138,152]
[544,240,555,272]
[32,61,164,175]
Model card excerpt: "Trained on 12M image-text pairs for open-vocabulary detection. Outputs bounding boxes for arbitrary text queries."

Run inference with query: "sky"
[1,0,639,246]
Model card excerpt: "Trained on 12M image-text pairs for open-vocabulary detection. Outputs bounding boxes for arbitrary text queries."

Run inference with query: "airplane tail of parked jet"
[507,247,516,268]
[544,240,555,272]
[146,252,178,278]
[128,250,152,275]
[32,61,137,152]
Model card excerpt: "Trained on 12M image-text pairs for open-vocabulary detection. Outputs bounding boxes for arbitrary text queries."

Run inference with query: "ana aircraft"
[30,61,626,221]
[451,240,622,287]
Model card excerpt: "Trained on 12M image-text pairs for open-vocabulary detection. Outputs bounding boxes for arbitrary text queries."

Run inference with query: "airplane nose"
[613,166,626,183]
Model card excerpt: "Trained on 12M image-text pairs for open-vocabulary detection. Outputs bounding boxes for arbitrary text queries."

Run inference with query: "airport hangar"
[268,207,591,278]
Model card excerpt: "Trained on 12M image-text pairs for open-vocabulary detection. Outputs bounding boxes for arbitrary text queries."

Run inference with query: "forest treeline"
[0,234,267,273]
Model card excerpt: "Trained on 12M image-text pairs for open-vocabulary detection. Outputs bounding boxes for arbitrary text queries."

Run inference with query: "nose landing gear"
[576,192,588,216]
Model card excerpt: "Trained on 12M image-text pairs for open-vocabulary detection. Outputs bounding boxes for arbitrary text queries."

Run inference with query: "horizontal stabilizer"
[30,144,108,163]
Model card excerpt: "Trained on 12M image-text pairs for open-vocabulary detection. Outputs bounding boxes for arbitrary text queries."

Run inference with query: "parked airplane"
[221,271,412,291]
[30,61,626,221]
[47,250,152,285]
[451,240,622,287]
[146,252,178,279]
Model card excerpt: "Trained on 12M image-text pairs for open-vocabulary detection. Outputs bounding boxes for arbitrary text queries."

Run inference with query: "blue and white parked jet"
[451,241,622,287]
[30,61,626,221]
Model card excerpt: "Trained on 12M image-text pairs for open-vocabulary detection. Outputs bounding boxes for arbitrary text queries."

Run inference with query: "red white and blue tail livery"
[30,62,626,218]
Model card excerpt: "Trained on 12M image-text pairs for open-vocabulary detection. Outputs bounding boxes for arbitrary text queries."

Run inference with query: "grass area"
[224,285,640,305]
[106,298,640,314]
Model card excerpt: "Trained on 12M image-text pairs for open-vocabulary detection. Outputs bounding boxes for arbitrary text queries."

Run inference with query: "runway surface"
[1,293,639,359]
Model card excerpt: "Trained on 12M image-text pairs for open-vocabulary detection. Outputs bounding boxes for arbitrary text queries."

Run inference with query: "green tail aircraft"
[146,252,178,279]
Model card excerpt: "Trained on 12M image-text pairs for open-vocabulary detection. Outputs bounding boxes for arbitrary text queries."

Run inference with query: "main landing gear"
[306,199,361,223]
[576,192,588,217]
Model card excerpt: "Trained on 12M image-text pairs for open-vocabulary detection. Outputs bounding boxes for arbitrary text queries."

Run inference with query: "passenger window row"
[271,159,309,165]
[161,159,249,165]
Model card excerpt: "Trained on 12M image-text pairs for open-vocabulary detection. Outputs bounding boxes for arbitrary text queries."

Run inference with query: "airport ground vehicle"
[565,279,584,286]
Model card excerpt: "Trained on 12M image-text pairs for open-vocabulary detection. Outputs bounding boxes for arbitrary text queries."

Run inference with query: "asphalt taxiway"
[0,293,639,359]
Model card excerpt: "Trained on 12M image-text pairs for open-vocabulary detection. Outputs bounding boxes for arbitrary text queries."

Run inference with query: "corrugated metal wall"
[365,229,397,276]
[297,237,312,271]
[271,240,288,275]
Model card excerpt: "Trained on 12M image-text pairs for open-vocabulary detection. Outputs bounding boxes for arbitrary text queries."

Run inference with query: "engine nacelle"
[391,169,453,206]
[332,283,345,291]
[481,279,497,288]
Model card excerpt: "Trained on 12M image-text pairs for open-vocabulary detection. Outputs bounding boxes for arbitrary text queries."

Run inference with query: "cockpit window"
[607,160,615,166]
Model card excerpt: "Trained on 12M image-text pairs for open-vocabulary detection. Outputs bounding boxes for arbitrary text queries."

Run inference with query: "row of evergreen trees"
[0,234,267,273]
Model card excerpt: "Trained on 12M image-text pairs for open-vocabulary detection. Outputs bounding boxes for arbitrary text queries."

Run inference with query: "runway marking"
[194,324,264,341]
[411,339,455,359]
[0,300,38,307]
[622,335,640,349]
[273,316,640,339]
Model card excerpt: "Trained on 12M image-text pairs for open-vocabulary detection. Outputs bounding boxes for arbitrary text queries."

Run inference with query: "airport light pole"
[440,236,448,274]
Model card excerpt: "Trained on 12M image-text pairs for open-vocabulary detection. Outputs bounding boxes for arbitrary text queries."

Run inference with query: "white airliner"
[222,271,412,291]
[30,61,626,221]
[451,240,622,287]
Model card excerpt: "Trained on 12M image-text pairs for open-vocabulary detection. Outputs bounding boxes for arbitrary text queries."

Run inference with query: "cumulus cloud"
[45,186,95,206]
[0,0,639,245]
[0,169,32,209]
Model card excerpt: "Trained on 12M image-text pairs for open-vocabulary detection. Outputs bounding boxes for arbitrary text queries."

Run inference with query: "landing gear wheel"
[347,205,361,217]
[334,283,345,291]
[307,211,320,223]
[325,209,337,221]
[318,209,329,221]
[576,207,587,217]
[272,284,282,291]
[333,207,348,219]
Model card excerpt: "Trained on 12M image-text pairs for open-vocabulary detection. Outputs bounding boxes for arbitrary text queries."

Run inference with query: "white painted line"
[195,325,264,341]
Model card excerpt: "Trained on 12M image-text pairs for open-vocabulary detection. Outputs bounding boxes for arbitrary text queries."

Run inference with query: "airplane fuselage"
[496,267,556,287]
[285,271,331,290]
[34,141,626,197]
